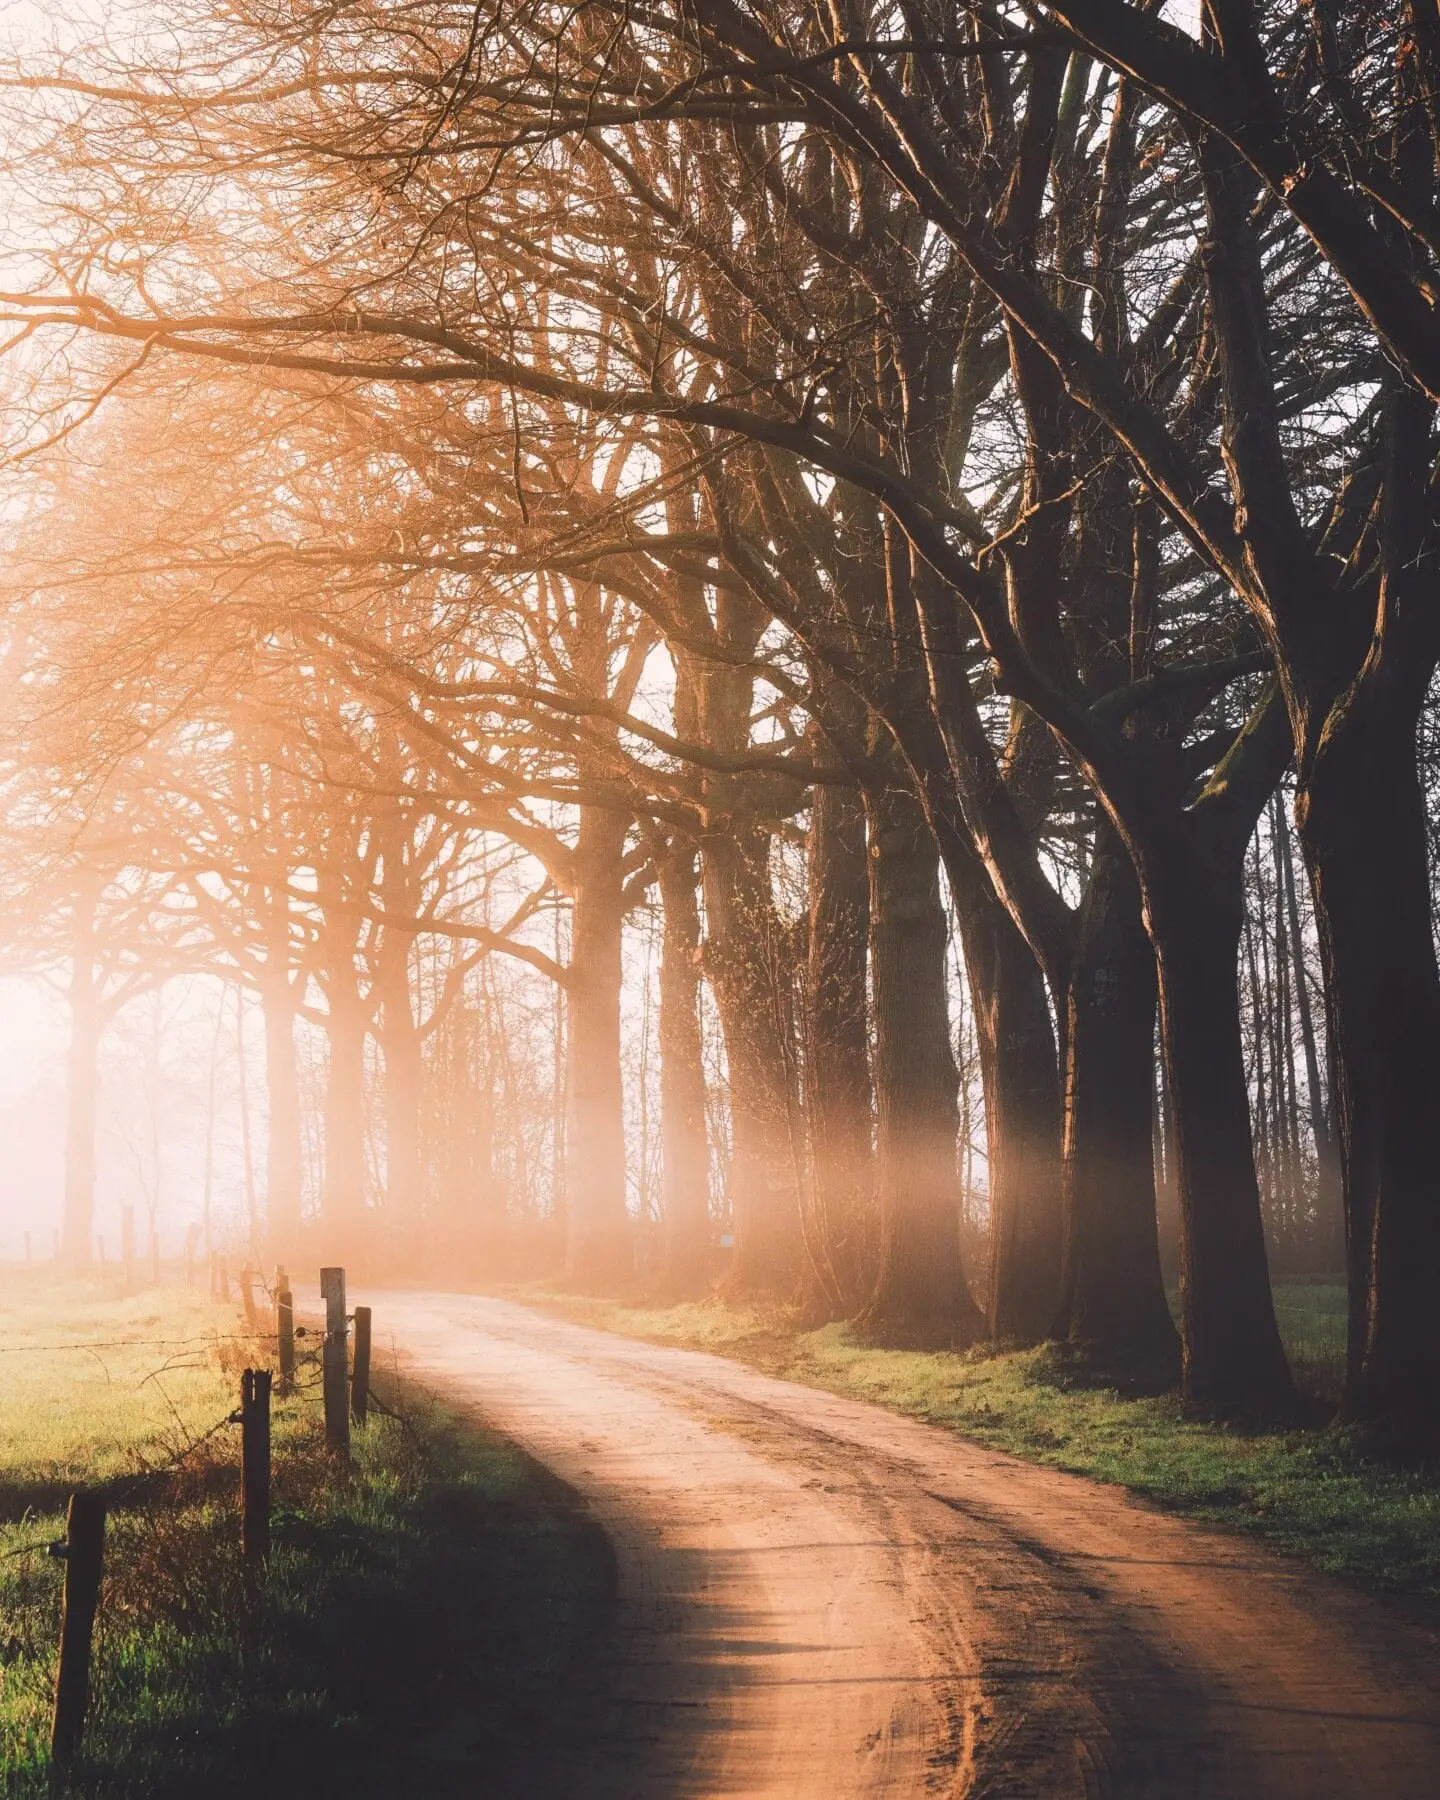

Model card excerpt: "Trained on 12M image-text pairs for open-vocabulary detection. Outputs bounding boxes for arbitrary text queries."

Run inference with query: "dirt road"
[369,1291,1440,1798]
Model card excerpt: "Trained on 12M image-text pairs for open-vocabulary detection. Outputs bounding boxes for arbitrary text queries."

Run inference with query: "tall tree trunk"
[62,893,100,1271]
[858,782,985,1346]
[802,762,874,1314]
[1299,694,1440,1440]
[1145,859,1295,1414]
[375,840,423,1219]
[563,804,632,1289]
[259,889,303,1256]
[655,836,712,1298]
[703,824,806,1299]
[969,897,1066,1345]
[1060,826,1180,1381]
[322,963,370,1248]
[904,736,1065,1345]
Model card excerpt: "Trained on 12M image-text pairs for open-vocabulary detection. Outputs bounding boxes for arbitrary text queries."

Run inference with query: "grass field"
[527,1280,1440,1604]
[1270,1279,1348,1397]
[0,1276,612,1796]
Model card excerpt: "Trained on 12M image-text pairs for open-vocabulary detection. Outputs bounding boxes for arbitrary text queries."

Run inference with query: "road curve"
[366,1290,1440,1799]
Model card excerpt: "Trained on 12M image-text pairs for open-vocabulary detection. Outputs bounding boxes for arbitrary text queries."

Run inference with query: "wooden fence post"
[241,1369,272,1562]
[350,1306,372,1426]
[277,1291,295,1397]
[320,1267,349,1460]
[239,1265,258,1332]
[50,1489,106,1770]
[121,1206,135,1289]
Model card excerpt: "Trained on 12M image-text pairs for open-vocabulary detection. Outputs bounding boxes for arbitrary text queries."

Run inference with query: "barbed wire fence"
[0,1267,395,1771]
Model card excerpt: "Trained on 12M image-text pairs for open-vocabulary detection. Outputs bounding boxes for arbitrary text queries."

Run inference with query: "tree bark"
[1299,695,1440,1440]
[1060,825,1180,1382]
[923,804,1063,1345]
[703,822,806,1299]
[969,893,1066,1346]
[654,835,712,1298]
[1146,859,1295,1414]
[562,804,633,1289]
[687,577,807,1301]
[801,761,875,1314]
[858,782,985,1346]
[374,826,424,1219]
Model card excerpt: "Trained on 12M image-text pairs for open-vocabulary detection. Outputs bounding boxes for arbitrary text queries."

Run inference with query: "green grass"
[1271,1279,1348,1397]
[524,1283,1440,1605]
[0,1276,612,1797]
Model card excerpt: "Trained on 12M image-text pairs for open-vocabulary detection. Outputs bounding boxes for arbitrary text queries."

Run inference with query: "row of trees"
[0,0,1436,1440]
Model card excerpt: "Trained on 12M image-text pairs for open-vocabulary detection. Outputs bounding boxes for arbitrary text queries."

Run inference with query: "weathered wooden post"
[350,1306,372,1426]
[50,1490,106,1770]
[320,1267,349,1460]
[239,1264,259,1332]
[277,1290,295,1396]
[241,1369,272,1562]
[185,1223,200,1289]
[121,1206,135,1289]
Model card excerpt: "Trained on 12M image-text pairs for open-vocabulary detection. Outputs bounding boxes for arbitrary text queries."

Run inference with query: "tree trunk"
[375,912,423,1220]
[931,817,1063,1345]
[1147,867,1295,1414]
[802,768,874,1314]
[1299,699,1440,1440]
[972,903,1066,1345]
[373,747,425,1223]
[703,824,806,1299]
[1060,826,1180,1383]
[259,892,303,1256]
[322,967,370,1249]
[655,836,712,1298]
[858,783,985,1346]
[62,899,100,1271]
[881,702,1064,1344]
[563,804,632,1289]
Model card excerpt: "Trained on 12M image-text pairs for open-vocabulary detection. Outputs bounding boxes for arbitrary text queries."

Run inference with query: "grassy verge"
[0,1277,612,1797]
[520,1284,1440,1605]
